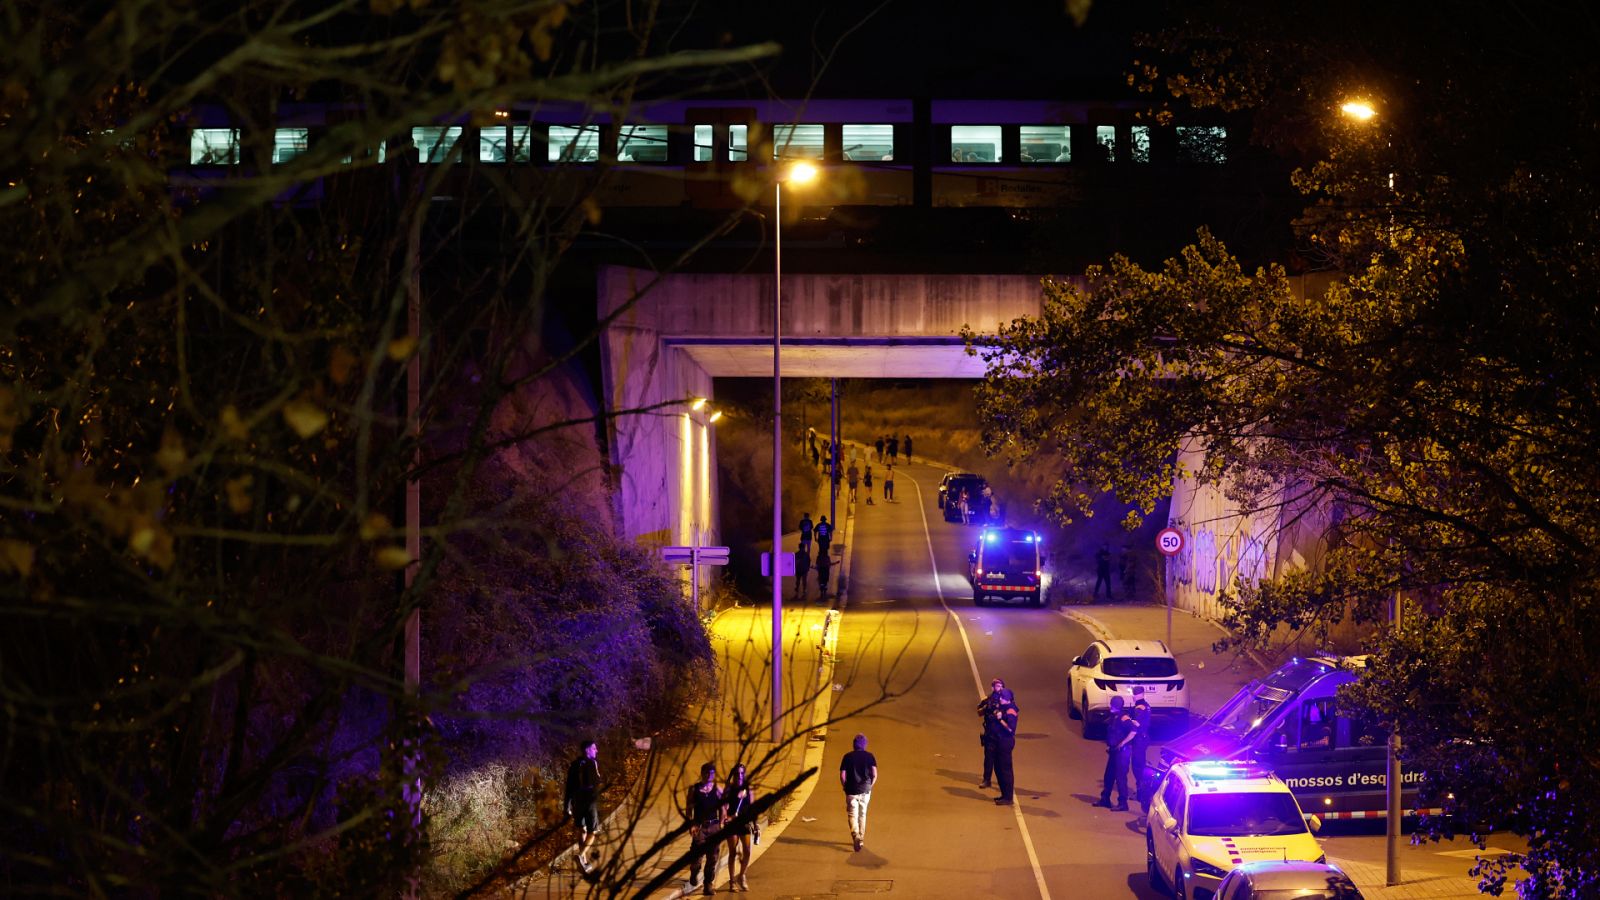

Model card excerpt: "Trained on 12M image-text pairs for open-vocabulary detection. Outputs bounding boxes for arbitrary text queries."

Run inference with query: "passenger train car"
[180,98,1241,211]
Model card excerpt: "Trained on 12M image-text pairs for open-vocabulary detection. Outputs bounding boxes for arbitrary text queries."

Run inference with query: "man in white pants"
[839,733,878,852]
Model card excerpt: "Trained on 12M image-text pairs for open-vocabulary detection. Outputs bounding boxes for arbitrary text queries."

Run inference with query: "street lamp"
[1341,96,1403,887]
[772,159,817,743]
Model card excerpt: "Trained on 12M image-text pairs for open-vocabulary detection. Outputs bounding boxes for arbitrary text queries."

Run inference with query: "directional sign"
[1156,527,1186,557]
[660,545,730,566]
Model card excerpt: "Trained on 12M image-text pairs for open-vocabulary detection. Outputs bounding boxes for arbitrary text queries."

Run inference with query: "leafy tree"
[0,0,778,892]
[970,1,1600,894]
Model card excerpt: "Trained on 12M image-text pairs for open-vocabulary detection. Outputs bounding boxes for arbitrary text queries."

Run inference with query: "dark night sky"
[662,0,1156,99]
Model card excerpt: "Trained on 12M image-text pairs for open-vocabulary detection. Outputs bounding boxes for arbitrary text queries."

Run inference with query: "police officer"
[977,678,1006,788]
[986,688,1019,805]
[1131,691,1154,810]
[1093,695,1138,811]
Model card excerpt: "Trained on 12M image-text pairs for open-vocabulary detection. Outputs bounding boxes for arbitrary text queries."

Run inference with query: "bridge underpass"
[597,265,1042,552]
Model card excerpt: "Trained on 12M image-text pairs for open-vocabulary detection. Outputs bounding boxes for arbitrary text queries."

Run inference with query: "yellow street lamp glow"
[708,410,723,424]
[690,397,707,411]
[1340,100,1377,122]
[786,160,819,185]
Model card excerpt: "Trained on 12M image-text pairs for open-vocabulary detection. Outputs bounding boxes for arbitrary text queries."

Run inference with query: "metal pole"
[771,178,784,744]
[1165,555,1173,651]
[829,378,838,526]
[1387,587,1403,885]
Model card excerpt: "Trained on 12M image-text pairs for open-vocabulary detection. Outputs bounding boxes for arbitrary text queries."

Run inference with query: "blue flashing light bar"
[1185,761,1273,781]
[986,532,998,544]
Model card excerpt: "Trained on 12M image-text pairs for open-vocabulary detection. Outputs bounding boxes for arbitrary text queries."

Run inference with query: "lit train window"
[729,125,749,161]
[842,124,894,161]
[773,124,824,159]
[950,125,1002,163]
[273,128,309,164]
[1131,126,1151,163]
[618,125,669,163]
[693,125,714,162]
[549,124,601,163]
[190,128,239,165]
[1020,125,1070,163]
[1095,125,1116,162]
[1177,126,1228,163]
[412,126,462,163]
[479,126,531,163]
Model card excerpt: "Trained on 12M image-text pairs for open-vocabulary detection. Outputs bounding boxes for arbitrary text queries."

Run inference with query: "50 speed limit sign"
[1156,527,1186,557]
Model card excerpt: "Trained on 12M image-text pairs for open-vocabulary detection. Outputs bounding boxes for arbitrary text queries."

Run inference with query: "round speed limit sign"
[1156,527,1186,557]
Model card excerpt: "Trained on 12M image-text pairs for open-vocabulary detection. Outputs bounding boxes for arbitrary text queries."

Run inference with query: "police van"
[966,527,1043,606]
[1157,656,1438,821]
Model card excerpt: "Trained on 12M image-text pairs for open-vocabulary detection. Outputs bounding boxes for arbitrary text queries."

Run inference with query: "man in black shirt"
[1131,693,1154,811]
[564,740,601,874]
[839,733,878,852]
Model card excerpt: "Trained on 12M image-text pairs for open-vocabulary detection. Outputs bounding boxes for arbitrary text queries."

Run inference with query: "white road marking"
[907,470,1054,900]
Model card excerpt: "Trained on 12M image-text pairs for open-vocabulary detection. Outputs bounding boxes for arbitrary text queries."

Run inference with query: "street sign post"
[1155,527,1186,651]
[660,543,730,610]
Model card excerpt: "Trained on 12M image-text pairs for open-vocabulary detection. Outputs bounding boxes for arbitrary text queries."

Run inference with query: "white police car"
[1213,860,1364,899]
[1146,762,1325,900]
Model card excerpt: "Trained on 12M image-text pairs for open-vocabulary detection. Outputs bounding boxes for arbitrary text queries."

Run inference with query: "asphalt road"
[729,459,1516,900]
[744,461,1171,900]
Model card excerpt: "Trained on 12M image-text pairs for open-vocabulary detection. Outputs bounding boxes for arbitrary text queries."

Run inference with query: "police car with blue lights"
[1157,656,1434,822]
[1146,761,1326,900]
[966,527,1044,606]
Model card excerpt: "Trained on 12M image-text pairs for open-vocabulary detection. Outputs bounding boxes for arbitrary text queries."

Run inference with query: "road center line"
[907,470,1053,900]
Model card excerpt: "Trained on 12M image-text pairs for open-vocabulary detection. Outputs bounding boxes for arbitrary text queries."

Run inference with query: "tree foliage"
[0,0,774,892]
[971,1,1600,894]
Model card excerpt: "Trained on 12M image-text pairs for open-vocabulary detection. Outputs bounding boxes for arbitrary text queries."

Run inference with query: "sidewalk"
[505,467,858,898]
[1064,601,1501,900]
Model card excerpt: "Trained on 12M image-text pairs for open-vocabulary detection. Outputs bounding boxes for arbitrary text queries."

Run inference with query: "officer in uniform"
[986,688,1019,805]
[1093,695,1138,811]
[977,678,1007,788]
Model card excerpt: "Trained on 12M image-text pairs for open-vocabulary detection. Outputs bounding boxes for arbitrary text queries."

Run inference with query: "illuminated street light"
[691,397,707,411]
[772,158,819,742]
[1340,99,1377,121]
[708,410,722,424]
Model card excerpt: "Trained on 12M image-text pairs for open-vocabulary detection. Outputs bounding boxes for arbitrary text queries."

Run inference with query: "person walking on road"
[847,461,860,503]
[794,544,811,600]
[1131,692,1154,810]
[1093,544,1115,601]
[564,739,602,876]
[986,689,1019,805]
[874,436,885,462]
[723,763,756,892]
[883,464,895,501]
[685,762,724,895]
[840,734,878,852]
[903,434,913,463]
[887,434,899,463]
[863,465,874,505]
[816,547,832,598]
[1093,696,1139,811]
[798,513,813,555]
[814,516,833,557]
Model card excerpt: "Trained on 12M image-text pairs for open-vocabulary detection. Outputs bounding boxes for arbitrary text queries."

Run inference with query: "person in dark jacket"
[1093,696,1139,811]
[985,688,1019,804]
[723,763,757,892]
[1131,692,1154,809]
[977,678,1007,788]
[564,740,601,874]
[685,762,724,895]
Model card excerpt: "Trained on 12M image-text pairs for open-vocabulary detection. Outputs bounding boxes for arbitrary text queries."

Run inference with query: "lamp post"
[772,160,817,743]
[1342,96,1403,888]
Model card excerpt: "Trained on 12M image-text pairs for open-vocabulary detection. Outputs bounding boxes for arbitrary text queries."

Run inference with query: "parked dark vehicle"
[938,474,992,523]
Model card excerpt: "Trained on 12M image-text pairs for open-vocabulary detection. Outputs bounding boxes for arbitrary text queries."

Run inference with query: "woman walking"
[724,763,758,891]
